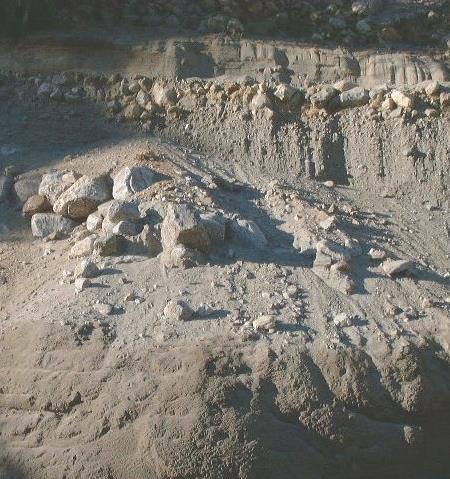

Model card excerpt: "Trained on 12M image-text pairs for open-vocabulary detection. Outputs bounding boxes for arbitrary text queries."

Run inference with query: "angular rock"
[200,212,227,244]
[112,220,142,236]
[22,195,51,217]
[86,211,104,232]
[339,87,369,108]
[123,103,143,120]
[74,259,100,279]
[112,166,155,200]
[253,315,277,332]
[69,235,97,258]
[160,244,204,269]
[122,224,162,257]
[310,86,339,109]
[391,90,414,109]
[152,82,177,108]
[39,170,81,205]
[53,175,112,220]
[106,200,140,223]
[163,299,193,322]
[230,219,267,249]
[382,259,414,277]
[31,213,77,238]
[93,234,121,257]
[161,204,210,253]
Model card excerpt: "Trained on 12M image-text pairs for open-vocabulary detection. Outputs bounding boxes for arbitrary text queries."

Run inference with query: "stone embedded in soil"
[160,244,204,269]
[161,203,211,253]
[112,166,155,200]
[163,299,193,321]
[74,277,90,292]
[382,259,414,277]
[31,213,77,238]
[333,312,355,327]
[53,175,113,220]
[93,303,114,316]
[253,315,277,331]
[22,195,51,217]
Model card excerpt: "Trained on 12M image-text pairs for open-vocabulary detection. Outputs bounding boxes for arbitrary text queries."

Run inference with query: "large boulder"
[39,170,81,205]
[112,166,155,200]
[53,175,112,220]
[31,213,77,238]
[161,204,210,253]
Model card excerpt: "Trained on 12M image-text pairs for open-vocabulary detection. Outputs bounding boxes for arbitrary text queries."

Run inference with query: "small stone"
[333,312,355,327]
[382,259,414,277]
[368,248,387,260]
[323,180,335,188]
[94,303,113,316]
[421,298,433,309]
[425,81,440,97]
[253,315,277,332]
[74,259,100,279]
[86,211,104,231]
[74,277,90,292]
[319,215,337,231]
[163,299,193,321]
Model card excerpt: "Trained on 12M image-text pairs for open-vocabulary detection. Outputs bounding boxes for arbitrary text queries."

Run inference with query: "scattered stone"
[53,175,113,220]
[253,315,277,332]
[382,259,414,277]
[163,299,193,321]
[112,166,155,200]
[368,248,387,260]
[74,259,100,279]
[94,303,114,316]
[31,213,77,238]
[333,312,355,327]
[22,195,51,217]
[74,277,91,293]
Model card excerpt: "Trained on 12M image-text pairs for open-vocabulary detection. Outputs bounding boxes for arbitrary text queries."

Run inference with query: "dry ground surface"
[0,41,449,479]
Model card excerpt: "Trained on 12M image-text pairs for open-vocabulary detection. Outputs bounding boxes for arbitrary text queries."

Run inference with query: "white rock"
[69,235,97,258]
[112,166,155,200]
[391,90,414,109]
[382,259,414,277]
[86,211,104,232]
[333,313,355,327]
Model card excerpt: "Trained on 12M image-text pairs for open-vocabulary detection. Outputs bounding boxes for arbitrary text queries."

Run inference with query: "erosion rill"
[0,1,449,479]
